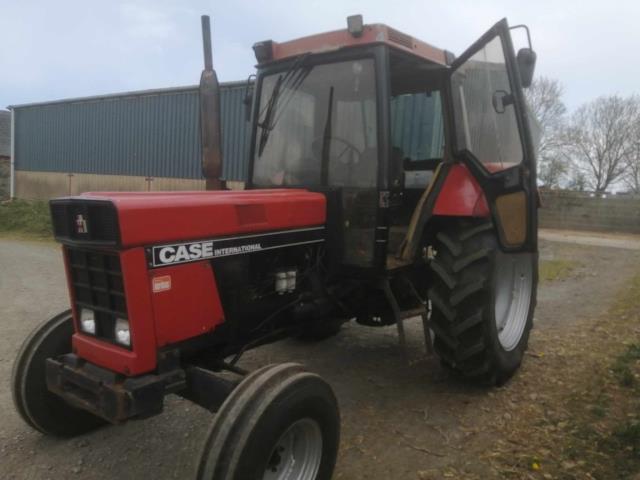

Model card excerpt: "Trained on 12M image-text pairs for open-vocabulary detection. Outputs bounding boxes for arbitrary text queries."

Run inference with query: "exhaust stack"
[199,15,224,190]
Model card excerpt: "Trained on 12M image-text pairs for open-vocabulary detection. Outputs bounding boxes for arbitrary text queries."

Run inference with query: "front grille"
[50,200,120,245]
[67,247,128,346]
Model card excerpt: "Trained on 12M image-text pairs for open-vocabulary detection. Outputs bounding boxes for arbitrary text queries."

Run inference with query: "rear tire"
[11,310,106,437]
[428,220,537,385]
[196,363,340,480]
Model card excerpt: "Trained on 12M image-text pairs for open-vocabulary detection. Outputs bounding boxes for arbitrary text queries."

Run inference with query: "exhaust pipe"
[199,15,224,190]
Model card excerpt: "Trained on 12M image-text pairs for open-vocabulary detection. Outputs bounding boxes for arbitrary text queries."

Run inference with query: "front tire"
[11,310,106,436]
[196,363,340,480]
[428,220,537,385]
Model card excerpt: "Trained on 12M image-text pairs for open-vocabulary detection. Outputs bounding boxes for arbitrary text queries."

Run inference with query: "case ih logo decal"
[148,227,324,268]
[75,214,88,234]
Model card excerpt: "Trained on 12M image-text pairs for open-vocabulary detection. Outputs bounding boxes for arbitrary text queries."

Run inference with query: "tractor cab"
[247,16,538,272]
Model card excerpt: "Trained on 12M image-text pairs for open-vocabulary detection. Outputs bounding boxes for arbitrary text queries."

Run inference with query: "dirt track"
[1,235,639,479]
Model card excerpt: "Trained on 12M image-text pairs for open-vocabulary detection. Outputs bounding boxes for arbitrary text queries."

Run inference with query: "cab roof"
[254,23,452,67]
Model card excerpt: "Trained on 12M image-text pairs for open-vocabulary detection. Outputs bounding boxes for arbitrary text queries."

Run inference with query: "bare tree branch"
[524,77,568,188]
[563,95,639,193]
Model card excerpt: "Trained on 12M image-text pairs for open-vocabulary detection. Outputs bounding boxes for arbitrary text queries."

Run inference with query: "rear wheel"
[11,310,106,436]
[196,363,340,480]
[428,220,537,384]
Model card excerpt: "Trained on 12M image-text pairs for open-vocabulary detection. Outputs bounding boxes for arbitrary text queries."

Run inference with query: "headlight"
[114,318,131,347]
[80,308,96,334]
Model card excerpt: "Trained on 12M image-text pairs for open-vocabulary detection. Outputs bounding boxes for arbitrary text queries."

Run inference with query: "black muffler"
[199,15,224,190]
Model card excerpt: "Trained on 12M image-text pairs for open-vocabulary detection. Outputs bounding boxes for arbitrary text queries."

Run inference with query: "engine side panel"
[149,261,225,347]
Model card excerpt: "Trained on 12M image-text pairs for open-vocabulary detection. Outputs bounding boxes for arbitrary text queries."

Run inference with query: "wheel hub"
[263,418,323,480]
[494,254,533,351]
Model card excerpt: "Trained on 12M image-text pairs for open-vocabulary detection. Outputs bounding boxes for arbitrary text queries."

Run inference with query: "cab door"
[448,18,537,252]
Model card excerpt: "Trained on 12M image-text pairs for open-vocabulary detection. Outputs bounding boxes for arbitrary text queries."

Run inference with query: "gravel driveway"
[1,235,639,479]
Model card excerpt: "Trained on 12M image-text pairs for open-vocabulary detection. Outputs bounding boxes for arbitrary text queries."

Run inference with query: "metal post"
[9,108,15,199]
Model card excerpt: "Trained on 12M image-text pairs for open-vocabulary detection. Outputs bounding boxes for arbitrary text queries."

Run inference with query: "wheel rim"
[263,418,323,480]
[494,254,533,351]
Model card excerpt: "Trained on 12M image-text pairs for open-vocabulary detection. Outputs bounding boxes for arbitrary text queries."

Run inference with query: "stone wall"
[539,190,640,234]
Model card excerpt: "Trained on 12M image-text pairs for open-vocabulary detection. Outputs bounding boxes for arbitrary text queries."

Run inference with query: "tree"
[567,170,587,192]
[524,77,568,188]
[564,95,640,193]
[623,135,640,194]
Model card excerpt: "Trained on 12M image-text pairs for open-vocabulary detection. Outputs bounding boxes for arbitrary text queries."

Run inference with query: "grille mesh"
[67,247,128,345]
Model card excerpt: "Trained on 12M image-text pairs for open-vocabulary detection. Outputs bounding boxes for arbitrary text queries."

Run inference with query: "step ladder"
[381,277,433,360]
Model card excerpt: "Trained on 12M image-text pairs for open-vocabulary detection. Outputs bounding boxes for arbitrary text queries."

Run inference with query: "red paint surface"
[149,262,224,347]
[72,248,158,375]
[433,164,490,217]
[78,189,326,248]
[268,24,447,65]
[64,189,326,376]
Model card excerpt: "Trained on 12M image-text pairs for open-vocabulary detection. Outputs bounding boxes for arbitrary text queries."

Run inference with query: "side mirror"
[516,48,536,88]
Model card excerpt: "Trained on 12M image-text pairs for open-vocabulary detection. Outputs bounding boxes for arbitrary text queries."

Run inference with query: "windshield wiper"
[257,75,283,156]
[257,54,311,157]
[320,86,335,185]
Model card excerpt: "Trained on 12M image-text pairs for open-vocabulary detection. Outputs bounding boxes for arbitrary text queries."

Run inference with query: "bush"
[0,200,53,238]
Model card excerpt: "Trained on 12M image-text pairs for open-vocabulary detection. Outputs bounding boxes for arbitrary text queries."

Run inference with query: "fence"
[539,190,640,234]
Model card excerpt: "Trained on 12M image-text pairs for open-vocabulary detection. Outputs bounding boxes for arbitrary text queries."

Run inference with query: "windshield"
[252,59,378,188]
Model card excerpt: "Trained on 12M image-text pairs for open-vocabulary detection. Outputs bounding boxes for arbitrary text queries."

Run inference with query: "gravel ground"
[1,235,639,479]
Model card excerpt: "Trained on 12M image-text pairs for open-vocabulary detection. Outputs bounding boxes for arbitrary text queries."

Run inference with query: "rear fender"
[397,163,489,263]
[432,163,489,217]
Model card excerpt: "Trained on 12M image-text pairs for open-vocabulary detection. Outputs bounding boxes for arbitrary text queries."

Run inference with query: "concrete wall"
[540,190,640,234]
[15,170,244,199]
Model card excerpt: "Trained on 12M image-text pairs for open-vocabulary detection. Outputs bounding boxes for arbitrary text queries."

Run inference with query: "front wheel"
[11,310,106,436]
[428,220,537,385]
[196,363,340,480]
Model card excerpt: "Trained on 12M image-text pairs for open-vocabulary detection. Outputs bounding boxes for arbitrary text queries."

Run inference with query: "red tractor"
[12,15,539,480]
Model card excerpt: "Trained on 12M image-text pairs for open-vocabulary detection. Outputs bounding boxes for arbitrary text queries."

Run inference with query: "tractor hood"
[50,189,326,248]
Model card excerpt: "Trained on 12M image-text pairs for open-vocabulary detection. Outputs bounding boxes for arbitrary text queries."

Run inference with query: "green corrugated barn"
[8,83,442,199]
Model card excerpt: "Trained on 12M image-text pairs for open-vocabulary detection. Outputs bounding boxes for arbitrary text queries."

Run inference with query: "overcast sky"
[1,0,638,111]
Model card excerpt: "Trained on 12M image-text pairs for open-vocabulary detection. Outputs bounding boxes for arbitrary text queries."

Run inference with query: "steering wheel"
[311,135,363,164]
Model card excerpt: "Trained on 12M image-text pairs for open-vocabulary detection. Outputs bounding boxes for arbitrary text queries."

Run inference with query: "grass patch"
[0,200,53,239]
[615,421,640,454]
[539,259,579,281]
[486,269,640,478]
[590,390,610,418]
[612,343,640,387]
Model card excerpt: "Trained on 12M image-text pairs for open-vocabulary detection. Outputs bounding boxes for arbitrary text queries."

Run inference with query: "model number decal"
[147,227,325,269]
